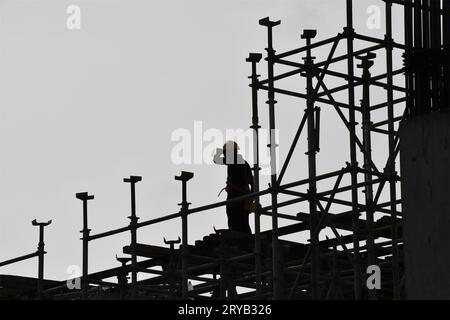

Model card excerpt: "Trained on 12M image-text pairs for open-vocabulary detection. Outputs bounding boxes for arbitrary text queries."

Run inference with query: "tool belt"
[218,181,254,213]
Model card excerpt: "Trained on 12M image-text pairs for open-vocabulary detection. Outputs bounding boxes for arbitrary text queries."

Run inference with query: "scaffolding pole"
[345,0,362,300]
[247,52,263,295]
[259,16,284,300]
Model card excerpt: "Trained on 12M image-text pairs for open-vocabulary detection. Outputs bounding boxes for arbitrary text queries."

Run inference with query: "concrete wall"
[400,110,450,299]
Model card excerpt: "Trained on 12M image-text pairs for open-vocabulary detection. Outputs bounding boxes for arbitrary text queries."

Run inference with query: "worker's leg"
[241,211,252,234]
[226,203,242,232]
[227,200,252,234]
[226,204,235,230]
[235,205,252,234]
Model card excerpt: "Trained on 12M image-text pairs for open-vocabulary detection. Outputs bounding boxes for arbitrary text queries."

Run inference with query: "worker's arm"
[213,148,225,165]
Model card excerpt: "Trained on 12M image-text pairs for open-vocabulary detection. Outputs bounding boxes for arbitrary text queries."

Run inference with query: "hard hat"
[222,140,240,152]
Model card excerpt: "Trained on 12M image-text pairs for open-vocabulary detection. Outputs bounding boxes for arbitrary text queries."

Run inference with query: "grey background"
[0,0,404,282]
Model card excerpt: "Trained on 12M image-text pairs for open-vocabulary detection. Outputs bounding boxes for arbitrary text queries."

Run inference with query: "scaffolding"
[1,0,448,300]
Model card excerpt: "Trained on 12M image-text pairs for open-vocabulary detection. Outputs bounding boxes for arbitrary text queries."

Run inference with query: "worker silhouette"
[213,141,254,234]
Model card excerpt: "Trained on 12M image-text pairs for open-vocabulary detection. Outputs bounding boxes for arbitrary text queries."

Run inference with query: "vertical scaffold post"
[32,219,52,300]
[301,28,320,300]
[357,52,377,300]
[413,0,424,115]
[345,0,362,300]
[429,0,441,110]
[259,16,283,300]
[76,192,94,300]
[124,175,142,299]
[385,0,400,300]
[116,256,131,300]
[164,237,181,299]
[404,0,413,116]
[246,52,263,296]
[444,0,450,109]
[175,171,194,299]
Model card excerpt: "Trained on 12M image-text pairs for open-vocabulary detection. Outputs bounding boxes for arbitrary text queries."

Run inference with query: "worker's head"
[222,140,240,163]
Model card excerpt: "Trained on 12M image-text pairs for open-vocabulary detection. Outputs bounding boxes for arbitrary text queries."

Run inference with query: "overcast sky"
[0,0,405,282]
